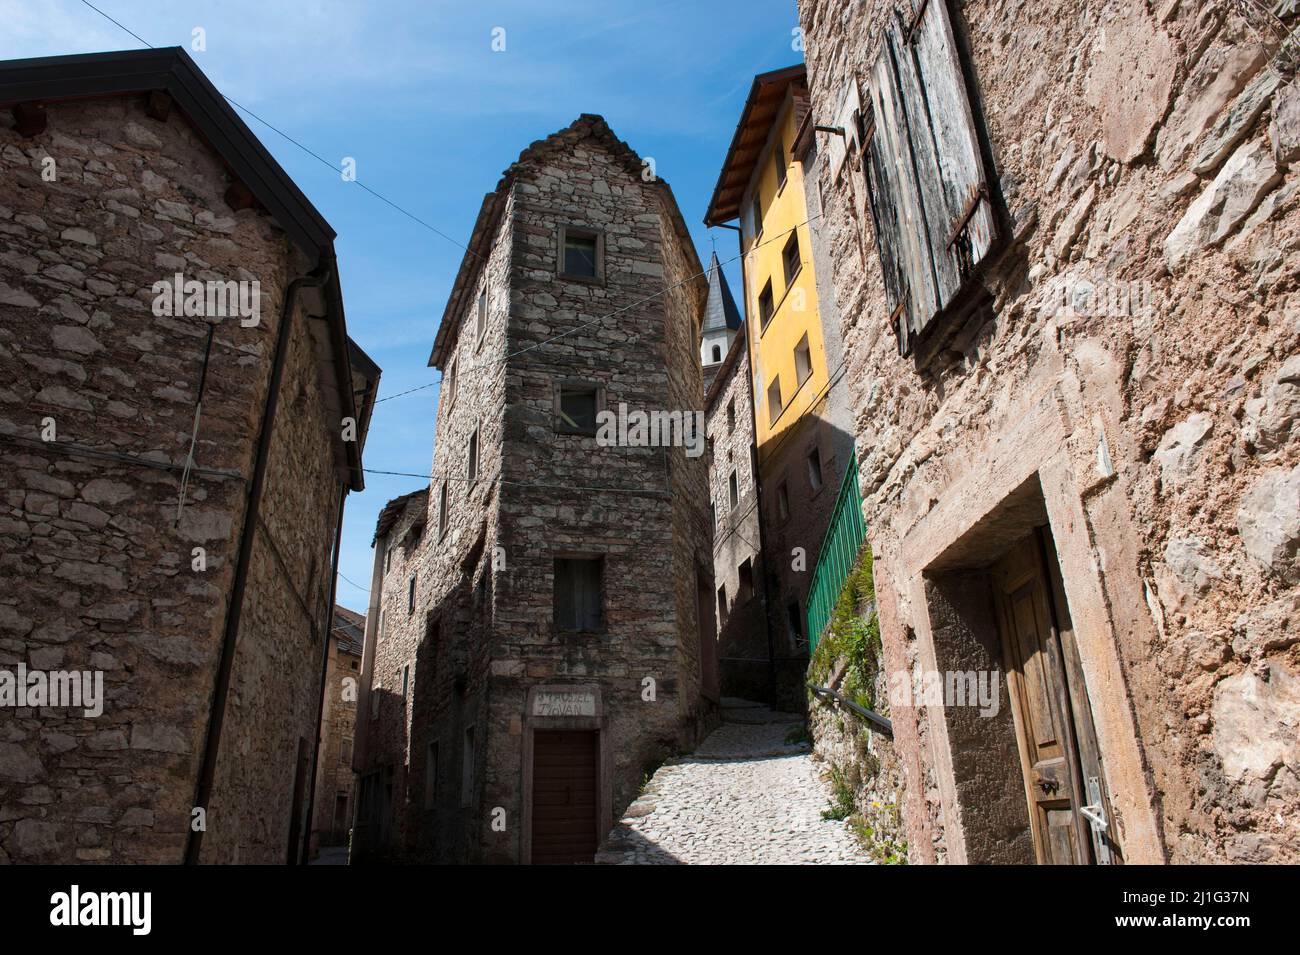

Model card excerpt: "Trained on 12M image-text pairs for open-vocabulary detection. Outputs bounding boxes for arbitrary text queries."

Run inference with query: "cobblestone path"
[596,699,873,864]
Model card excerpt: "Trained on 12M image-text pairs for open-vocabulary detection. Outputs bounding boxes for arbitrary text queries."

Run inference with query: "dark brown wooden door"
[993,532,1110,864]
[531,730,598,864]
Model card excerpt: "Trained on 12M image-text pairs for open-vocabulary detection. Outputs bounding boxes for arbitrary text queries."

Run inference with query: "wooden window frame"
[553,554,606,634]
[552,378,605,436]
[758,280,775,330]
[782,230,802,287]
[557,225,605,284]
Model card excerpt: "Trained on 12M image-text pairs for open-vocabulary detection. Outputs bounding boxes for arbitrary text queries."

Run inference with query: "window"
[474,291,487,344]
[777,481,790,521]
[737,559,755,603]
[807,445,823,491]
[407,574,416,614]
[384,546,393,574]
[555,381,600,435]
[341,738,353,765]
[794,334,812,386]
[782,231,801,286]
[787,601,804,644]
[717,585,728,623]
[554,557,604,631]
[860,4,998,355]
[767,376,783,423]
[401,664,410,700]
[727,398,736,432]
[467,427,479,484]
[710,501,717,532]
[773,138,787,190]
[728,470,738,510]
[461,727,475,807]
[438,483,448,538]
[750,195,763,239]
[445,355,457,407]
[424,741,438,810]
[711,344,721,363]
[560,226,602,280]
[758,280,774,329]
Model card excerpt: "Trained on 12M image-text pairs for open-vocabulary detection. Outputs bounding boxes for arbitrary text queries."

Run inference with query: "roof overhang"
[704,64,807,227]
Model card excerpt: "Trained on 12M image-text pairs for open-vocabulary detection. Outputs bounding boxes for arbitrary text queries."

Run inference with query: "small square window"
[467,428,479,483]
[560,228,601,279]
[807,446,824,491]
[774,139,787,190]
[554,557,604,631]
[728,470,739,510]
[556,382,600,435]
[782,232,802,286]
[767,376,783,424]
[758,281,775,329]
[795,334,812,386]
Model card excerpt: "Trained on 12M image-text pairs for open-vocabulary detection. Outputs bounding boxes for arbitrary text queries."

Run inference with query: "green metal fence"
[806,451,866,653]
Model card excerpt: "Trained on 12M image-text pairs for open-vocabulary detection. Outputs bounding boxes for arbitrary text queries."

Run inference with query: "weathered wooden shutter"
[862,0,998,354]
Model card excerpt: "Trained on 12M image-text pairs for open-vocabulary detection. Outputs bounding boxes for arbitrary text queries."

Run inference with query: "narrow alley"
[596,700,872,865]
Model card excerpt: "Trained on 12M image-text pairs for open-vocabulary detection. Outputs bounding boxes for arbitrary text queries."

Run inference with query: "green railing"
[806,451,866,652]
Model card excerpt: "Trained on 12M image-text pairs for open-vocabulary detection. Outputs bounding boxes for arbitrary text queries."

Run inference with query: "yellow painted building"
[705,63,856,681]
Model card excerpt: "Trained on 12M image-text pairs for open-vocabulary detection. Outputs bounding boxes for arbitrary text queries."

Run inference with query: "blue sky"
[4,0,802,615]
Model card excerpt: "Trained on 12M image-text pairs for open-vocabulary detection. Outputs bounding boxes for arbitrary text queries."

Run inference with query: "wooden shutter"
[862,0,998,354]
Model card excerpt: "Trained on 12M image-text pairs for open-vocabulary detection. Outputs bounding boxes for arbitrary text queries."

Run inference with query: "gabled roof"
[701,252,742,336]
[0,47,375,490]
[429,114,707,369]
[704,64,807,226]
[373,488,429,545]
[332,605,366,657]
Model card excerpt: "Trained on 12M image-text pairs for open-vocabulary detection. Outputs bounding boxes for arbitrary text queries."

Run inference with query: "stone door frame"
[519,684,612,865]
[886,387,1164,863]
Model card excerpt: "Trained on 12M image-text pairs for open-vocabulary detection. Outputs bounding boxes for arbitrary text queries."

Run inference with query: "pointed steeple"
[701,251,742,338]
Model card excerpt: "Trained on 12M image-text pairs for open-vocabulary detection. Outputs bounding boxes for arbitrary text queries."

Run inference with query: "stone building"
[795,0,1300,863]
[354,115,716,864]
[705,65,856,709]
[309,604,364,856]
[0,48,378,864]
[701,259,770,702]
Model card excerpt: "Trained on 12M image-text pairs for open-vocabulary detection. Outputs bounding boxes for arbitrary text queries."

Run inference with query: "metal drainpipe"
[717,222,779,709]
[298,478,348,864]
[185,269,326,865]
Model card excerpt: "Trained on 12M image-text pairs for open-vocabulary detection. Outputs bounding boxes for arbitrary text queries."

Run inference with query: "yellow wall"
[741,96,828,470]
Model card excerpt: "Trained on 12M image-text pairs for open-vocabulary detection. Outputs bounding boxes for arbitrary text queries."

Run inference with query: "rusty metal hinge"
[946,184,989,250]
[904,0,930,44]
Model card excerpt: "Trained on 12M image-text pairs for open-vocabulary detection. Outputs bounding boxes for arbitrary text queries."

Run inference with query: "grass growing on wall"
[808,552,883,714]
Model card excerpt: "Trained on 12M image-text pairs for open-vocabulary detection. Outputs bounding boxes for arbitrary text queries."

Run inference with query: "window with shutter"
[554,557,604,631]
[860,0,998,355]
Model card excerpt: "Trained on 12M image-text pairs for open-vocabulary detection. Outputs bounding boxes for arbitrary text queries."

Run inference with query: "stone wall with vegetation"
[806,556,907,863]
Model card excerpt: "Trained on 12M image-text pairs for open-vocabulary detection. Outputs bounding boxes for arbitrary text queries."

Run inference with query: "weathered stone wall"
[0,94,343,862]
[797,0,1300,862]
[310,632,360,852]
[706,339,769,700]
[357,117,714,864]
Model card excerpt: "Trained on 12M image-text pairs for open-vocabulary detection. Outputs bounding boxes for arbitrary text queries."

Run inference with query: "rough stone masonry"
[795,0,1300,862]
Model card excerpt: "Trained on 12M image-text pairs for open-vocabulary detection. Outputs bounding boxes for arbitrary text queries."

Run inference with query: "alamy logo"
[0,665,103,717]
[50,885,151,935]
[595,403,705,458]
[889,667,1001,717]
[151,272,261,326]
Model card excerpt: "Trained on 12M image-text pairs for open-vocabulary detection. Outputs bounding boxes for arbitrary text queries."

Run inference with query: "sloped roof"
[332,605,365,657]
[704,64,807,226]
[373,488,428,544]
[0,47,376,490]
[429,114,707,369]
[701,251,742,336]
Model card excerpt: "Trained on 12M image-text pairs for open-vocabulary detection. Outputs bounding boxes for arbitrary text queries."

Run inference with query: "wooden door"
[531,730,599,864]
[993,530,1111,864]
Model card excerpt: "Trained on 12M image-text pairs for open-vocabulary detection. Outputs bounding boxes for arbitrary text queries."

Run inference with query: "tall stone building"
[354,115,716,864]
[0,48,378,864]
[701,256,771,702]
[309,604,364,856]
[795,0,1300,863]
[705,65,856,708]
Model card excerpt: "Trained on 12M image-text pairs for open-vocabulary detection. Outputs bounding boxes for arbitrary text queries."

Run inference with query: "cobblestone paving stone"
[596,700,873,865]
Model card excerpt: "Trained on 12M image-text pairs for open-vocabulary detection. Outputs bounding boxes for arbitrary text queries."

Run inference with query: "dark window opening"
[782,231,802,287]
[554,557,604,631]
[711,344,722,362]
[795,333,812,386]
[737,559,755,603]
[556,383,599,434]
[758,280,775,329]
[467,428,479,483]
[728,470,739,510]
[777,481,790,521]
[562,230,599,279]
[807,445,823,491]
[774,139,787,190]
[407,574,417,614]
[717,585,728,623]
[787,600,804,644]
